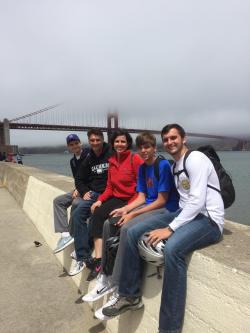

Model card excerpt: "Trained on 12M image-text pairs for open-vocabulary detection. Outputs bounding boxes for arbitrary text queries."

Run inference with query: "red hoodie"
[98,150,143,204]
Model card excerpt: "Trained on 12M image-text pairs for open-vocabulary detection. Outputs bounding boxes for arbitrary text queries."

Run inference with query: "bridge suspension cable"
[9,104,61,122]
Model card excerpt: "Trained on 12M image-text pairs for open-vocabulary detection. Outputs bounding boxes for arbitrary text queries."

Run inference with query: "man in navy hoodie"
[68,129,112,276]
[53,134,89,254]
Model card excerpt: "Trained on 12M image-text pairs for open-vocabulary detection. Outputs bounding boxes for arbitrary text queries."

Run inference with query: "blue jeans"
[118,210,222,333]
[53,192,83,233]
[71,191,99,262]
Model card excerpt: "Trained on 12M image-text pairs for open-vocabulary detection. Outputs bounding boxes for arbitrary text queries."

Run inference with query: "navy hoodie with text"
[75,142,112,196]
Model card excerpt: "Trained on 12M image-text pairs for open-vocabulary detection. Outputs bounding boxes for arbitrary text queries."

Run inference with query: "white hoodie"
[169,151,224,233]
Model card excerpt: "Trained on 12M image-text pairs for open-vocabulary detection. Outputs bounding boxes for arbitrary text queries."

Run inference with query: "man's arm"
[129,192,167,217]
[116,192,168,227]
[147,226,173,246]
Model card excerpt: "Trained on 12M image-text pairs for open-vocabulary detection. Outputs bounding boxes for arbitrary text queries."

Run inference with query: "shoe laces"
[102,292,119,309]
[108,294,124,308]
[109,291,119,302]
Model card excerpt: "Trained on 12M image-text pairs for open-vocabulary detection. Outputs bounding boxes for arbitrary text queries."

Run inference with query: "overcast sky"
[1,0,250,146]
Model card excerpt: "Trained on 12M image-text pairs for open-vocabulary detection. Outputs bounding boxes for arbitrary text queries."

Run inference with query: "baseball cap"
[66,134,80,144]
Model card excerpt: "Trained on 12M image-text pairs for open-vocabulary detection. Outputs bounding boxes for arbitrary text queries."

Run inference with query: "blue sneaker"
[53,235,74,253]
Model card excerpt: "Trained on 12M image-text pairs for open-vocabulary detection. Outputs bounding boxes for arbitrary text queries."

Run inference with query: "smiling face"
[88,134,104,155]
[162,128,187,160]
[67,140,82,156]
[113,135,129,154]
[137,143,156,164]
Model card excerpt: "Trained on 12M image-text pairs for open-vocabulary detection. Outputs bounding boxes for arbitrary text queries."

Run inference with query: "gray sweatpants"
[53,192,83,234]
[101,208,167,286]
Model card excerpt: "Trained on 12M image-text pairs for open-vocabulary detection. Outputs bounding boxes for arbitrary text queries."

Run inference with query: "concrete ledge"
[1,162,250,333]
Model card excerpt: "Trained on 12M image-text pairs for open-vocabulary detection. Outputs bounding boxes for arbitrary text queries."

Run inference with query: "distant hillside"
[20,145,68,154]
[19,138,249,154]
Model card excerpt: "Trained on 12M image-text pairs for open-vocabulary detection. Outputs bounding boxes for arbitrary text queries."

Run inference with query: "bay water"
[22,151,250,226]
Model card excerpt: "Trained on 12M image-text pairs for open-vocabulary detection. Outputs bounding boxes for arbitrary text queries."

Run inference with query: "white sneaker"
[68,260,86,276]
[95,291,119,320]
[82,274,116,302]
[70,250,77,260]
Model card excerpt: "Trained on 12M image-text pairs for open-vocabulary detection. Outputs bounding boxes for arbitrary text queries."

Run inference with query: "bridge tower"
[107,112,119,143]
[233,140,248,151]
[0,119,10,145]
[0,119,15,153]
[0,122,4,146]
[240,140,248,151]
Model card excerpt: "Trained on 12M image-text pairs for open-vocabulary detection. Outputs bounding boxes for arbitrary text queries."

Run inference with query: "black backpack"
[173,145,235,209]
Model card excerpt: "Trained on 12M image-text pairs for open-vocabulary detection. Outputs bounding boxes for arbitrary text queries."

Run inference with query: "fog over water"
[0,1,249,146]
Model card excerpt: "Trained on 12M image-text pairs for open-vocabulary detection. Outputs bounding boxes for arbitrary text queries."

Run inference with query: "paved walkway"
[0,187,107,333]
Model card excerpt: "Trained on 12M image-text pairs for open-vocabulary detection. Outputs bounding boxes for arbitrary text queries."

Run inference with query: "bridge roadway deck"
[0,187,106,333]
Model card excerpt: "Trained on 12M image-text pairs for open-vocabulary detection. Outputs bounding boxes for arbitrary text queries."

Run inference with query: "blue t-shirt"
[136,159,179,212]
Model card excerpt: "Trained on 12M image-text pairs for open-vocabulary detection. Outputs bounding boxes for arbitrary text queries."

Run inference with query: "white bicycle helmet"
[138,233,166,267]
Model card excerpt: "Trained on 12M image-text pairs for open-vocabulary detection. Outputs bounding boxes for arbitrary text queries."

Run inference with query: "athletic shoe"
[53,235,74,254]
[68,260,86,276]
[102,295,143,317]
[95,291,119,320]
[82,275,116,302]
[86,258,102,282]
[70,250,77,260]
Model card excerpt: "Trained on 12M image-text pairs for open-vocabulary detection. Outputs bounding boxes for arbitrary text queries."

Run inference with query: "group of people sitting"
[0,151,23,164]
[53,125,224,333]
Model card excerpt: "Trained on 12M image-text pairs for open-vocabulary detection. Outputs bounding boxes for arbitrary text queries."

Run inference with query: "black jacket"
[75,142,112,196]
[70,148,90,179]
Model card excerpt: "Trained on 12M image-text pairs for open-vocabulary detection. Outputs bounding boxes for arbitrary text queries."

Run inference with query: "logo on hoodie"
[91,163,109,174]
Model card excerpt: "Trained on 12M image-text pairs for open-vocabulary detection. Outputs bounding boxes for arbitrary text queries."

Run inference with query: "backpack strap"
[182,150,192,178]
[154,155,165,181]
[141,155,164,182]
[207,184,221,194]
[172,150,192,179]
[130,152,137,179]
[141,162,146,180]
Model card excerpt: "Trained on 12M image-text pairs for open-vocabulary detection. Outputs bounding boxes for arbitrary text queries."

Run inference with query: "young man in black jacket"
[53,134,89,254]
[68,129,112,276]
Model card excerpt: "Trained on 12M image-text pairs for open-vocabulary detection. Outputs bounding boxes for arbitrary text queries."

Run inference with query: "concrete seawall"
[1,162,250,333]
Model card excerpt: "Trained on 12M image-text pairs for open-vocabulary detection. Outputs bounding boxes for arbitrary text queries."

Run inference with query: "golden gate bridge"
[0,104,249,152]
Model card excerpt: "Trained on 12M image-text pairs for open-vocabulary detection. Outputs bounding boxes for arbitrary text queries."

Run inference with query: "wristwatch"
[167,226,174,233]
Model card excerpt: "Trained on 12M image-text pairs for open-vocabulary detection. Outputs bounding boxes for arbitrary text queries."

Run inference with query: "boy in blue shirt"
[82,132,179,319]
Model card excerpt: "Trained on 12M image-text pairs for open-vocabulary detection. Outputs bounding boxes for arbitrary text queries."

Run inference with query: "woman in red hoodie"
[87,129,143,281]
